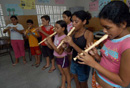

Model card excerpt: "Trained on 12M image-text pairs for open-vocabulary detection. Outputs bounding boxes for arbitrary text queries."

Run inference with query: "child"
[38,15,56,73]
[46,20,71,88]
[64,10,94,88]
[77,1,130,88]
[25,19,41,67]
[62,10,74,80]
[62,10,73,62]
[63,10,73,33]
[3,15,26,65]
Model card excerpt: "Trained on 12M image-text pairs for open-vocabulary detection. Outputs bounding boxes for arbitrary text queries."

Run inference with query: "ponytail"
[72,10,91,25]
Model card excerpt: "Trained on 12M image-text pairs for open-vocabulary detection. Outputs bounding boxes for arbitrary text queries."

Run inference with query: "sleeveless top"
[72,31,86,62]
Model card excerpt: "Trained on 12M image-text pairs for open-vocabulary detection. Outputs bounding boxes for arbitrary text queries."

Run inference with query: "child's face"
[72,15,85,31]
[11,18,18,25]
[100,18,126,39]
[27,23,33,28]
[62,14,71,24]
[41,18,49,26]
[54,23,64,34]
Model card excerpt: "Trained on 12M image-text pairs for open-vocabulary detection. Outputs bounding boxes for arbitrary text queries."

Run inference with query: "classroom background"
[0,0,130,88]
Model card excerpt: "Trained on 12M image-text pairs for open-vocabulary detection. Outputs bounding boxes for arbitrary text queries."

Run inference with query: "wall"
[74,0,99,17]
[0,0,77,16]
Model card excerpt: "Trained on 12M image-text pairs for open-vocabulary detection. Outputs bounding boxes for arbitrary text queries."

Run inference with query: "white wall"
[0,0,77,16]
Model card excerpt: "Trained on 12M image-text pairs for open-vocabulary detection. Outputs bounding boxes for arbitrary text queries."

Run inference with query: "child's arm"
[25,31,29,39]
[36,31,41,37]
[62,43,71,53]
[13,27,24,34]
[78,48,130,87]
[87,45,101,62]
[3,26,11,33]
[64,35,85,54]
[85,30,102,61]
[30,31,39,38]
[45,40,53,49]
[38,27,49,37]
[85,30,94,46]
[47,37,64,55]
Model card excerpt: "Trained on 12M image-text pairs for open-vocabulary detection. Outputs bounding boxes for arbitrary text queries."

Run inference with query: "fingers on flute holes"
[90,42,93,45]
[77,56,82,61]
[45,41,47,45]
[78,61,85,65]
[93,48,97,54]
[79,54,85,60]
[88,43,91,47]
[81,51,85,56]
[85,45,88,50]
[82,50,86,54]
[63,38,67,43]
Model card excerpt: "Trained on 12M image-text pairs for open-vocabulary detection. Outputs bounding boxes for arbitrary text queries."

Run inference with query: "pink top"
[99,34,130,84]
[67,22,73,33]
[53,34,67,57]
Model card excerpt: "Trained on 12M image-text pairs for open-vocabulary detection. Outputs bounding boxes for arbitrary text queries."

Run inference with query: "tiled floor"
[0,51,130,88]
[0,51,92,88]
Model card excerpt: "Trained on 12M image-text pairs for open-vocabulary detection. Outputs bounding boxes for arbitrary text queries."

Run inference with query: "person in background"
[62,10,74,80]
[38,15,56,73]
[25,19,41,67]
[3,15,26,66]
[46,20,71,88]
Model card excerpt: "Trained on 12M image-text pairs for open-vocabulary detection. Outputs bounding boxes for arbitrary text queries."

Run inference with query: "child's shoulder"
[17,23,22,26]
[44,25,53,31]
[31,28,35,30]
[85,29,93,34]
[84,29,93,38]
[7,23,13,26]
[49,25,53,28]
[122,35,130,43]
[119,34,130,53]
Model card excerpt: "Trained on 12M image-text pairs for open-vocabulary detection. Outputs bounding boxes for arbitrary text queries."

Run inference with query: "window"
[36,5,66,26]
[0,4,7,37]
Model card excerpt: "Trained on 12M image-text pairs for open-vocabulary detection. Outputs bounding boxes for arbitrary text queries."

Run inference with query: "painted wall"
[0,0,77,16]
[74,0,99,17]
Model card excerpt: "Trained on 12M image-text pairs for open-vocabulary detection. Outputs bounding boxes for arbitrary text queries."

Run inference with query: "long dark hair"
[99,1,130,27]
[56,20,67,35]
[72,10,91,24]
[63,10,72,21]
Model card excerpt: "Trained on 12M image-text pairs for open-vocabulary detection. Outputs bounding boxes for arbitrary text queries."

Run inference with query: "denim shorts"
[70,60,90,82]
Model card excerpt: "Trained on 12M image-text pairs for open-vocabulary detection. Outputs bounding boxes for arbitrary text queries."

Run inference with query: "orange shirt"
[27,28,39,47]
[40,25,54,46]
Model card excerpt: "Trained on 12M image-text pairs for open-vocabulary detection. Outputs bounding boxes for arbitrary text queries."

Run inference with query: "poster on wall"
[38,0,50,3]
[5,4,23,16]
[20,0,35,9]
[99,0,111,11]
[55,0,65,4]
[89,0,99,11]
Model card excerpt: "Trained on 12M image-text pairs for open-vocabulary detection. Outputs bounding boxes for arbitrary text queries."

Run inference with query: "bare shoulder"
[84,30,93,39]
